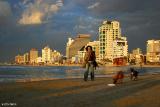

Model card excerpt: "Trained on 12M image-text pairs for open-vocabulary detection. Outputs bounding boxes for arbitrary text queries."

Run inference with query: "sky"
[0,0,160,62]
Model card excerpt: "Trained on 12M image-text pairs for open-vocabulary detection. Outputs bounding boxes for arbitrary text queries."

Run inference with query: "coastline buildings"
[42,46,52,64]
[15,46,62,65]
[66,34,90,61]
[99,20,128,63]
[112,37,128,59]
[52,50,61,63]
[129,48,143,64]
[29,48,38,64]
[146,40,160,63]
[23,53,29,64]
[15,55,24,64]
[66,38,74,59]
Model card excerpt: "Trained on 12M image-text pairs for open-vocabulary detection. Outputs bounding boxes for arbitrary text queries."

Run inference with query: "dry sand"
[0,74,160,107]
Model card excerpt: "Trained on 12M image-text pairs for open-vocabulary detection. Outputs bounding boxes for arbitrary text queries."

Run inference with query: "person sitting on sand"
[83,46,96,81]
[113,71,124,84]
[130,68,139,81]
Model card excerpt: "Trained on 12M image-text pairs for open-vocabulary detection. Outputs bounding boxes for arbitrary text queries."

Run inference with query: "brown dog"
[113,71,124,84]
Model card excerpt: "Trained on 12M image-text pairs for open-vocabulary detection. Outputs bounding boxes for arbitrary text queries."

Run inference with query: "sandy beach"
[0,74,160,107]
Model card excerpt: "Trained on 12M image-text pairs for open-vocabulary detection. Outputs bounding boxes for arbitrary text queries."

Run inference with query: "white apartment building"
[112,37,128,60]
[146,40,160,63]
[99,20,121,60]
[42,46,52,64]
[66,38,74,59]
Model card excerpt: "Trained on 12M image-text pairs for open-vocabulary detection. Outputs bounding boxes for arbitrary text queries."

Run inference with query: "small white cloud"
[0,1,12,17]
[19,0,63,25]
[56,0,63,7]
[19,10,44,25]
[88,2,100,9]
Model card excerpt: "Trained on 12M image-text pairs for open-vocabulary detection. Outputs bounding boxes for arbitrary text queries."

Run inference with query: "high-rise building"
[15,55,24,64]
[29,48,38,64]
[66,38,74,59]
[52,50,61,63]
[99,20,121,60]
[112,37,128,60]
[132,48,142,55]
[23,53,29,64]
[146,40,160,63]
[42,46,52,64]
[129,48,143,64]
[66,34,90,59]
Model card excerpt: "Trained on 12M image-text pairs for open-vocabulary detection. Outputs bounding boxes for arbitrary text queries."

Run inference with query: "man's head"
[86,46,92,52]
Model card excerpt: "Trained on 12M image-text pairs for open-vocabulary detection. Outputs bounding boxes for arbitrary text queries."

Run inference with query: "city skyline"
[0,0,160,62]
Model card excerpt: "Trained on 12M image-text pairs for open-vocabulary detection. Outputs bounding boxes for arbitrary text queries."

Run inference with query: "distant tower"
[146,40,160,63]
[66,38,74,59]
[29,48,38,64]
[42,46,52,64]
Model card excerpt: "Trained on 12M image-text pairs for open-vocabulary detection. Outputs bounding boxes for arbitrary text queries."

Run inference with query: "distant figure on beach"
[130,68,139,81]
[113,71,124,84]
[83,46,96,81]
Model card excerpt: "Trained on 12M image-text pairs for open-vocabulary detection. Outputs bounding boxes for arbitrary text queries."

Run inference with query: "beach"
[0,74,160,107]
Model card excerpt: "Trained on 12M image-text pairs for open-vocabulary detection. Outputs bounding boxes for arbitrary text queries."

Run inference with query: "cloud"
[19,0,63,25]
[88,2,100,9]
[0,1,12,17]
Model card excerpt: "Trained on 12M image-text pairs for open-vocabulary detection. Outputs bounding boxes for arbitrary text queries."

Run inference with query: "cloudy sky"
[0,0,160,62]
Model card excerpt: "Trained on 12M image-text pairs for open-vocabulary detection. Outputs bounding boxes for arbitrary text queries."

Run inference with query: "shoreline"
[0,72,159,83]
[1,64,160,68]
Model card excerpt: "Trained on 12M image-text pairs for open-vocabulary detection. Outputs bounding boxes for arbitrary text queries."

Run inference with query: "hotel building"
[23,53,29,64]
[52,50,61,63]
[146,40,160,63]
[29,48,38,64]
[15,55,24,64]
[99,20,128,62]
[112,37,128,60]
[99,20,121,60]
[42,46,52,64]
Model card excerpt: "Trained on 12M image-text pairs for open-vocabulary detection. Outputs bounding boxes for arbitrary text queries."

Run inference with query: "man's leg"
[84,63,89,81]
[90,64,95,81]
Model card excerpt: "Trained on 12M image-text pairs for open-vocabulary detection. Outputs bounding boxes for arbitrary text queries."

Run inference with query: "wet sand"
[0,74,160,107]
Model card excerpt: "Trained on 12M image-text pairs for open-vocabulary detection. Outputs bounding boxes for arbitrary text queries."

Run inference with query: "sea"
[0,65,160,82]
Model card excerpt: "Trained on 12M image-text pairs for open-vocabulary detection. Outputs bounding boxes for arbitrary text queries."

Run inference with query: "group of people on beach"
[83,45,139,84]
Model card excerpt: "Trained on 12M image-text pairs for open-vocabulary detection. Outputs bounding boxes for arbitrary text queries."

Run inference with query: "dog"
[113,71,124,84]
[130,68,138,80]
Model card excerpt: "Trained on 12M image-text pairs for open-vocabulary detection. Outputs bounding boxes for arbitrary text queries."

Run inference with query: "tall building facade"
[24,53,29,64]
[112,37,128,60]
[52,50,61,63]
[129,48,143,64]
[99,20,121,60]
[29,48,38,64]
[15,55,24,64]
[66,38,74,59]
[146,40,160,63]
[66,34,90,59]
[42,46,52,64]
